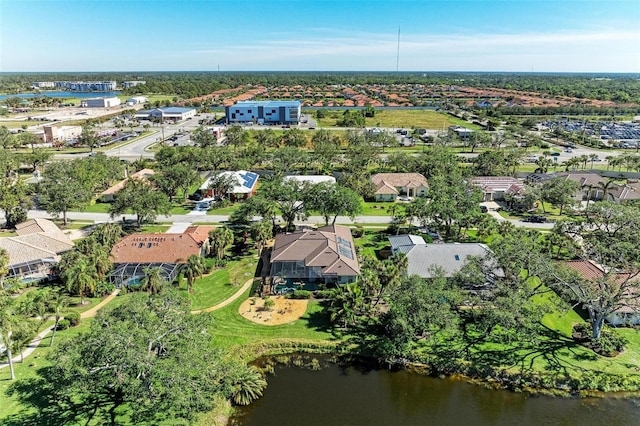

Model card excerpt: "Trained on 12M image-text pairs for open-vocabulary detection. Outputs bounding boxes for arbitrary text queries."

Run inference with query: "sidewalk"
[0,289,120,370]
[190,278,254,314]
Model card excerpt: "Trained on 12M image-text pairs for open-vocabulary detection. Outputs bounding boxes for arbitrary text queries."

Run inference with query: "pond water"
[0,91,121,100]
[232,356,640,426]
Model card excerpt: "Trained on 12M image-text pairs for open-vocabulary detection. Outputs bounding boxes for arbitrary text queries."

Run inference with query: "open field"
[314,109,483,130]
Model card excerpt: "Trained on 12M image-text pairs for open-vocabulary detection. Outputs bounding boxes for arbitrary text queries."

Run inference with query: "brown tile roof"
[101,169,155,196]
[0,219,74,265]
[110,232,202,264]
[270,225,360,277]
[183,225,216,245]
[15,218,61,236]
[371,173,428,192]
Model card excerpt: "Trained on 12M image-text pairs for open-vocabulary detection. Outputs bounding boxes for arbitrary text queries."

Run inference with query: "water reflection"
[232,355,640,426]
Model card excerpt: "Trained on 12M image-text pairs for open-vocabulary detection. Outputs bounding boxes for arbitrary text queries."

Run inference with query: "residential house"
[99,168,155,202]
[469,176,526,201]
[270,225,360,289]
[199,170,259,201]
[563,259,640,326]
[284,175,336,185]
[371,173,428,202]
[0,219,74,282]
[109,225,214,287]
[448,125,474,140]
[389,235,499,281]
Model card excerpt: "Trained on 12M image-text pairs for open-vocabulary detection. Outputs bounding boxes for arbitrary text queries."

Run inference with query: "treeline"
[2,72,639,104]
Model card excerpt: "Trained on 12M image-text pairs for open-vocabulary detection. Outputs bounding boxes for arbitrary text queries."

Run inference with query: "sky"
[1,0,639,73]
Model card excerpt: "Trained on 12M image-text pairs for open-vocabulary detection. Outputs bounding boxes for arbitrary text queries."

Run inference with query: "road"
[18,208,554,229]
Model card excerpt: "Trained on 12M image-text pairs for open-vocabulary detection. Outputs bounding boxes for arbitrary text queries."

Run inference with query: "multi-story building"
[225,100,301,124]
[54,81,117,91]
[121,80,146,89]
[43,125,82,143]
[31,82,55,89]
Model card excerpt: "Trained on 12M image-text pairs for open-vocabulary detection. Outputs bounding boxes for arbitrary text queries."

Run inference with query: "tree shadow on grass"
[298,301,333,334]
[2,369,102,426]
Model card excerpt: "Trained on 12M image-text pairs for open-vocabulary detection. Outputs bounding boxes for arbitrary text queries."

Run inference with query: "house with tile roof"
[469,176,526,201]
[109,226,213,287]
[563,259,640,326]
[371,173,428,202]
[270,225,360,289]
[0,219,74,282]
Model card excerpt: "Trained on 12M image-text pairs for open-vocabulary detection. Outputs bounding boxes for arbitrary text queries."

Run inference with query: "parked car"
[397,196,414,202]
[523,215,547,223]
[480,205,488,213]
[189,192,203,201]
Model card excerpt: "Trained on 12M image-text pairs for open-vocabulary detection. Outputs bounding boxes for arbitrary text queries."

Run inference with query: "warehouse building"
[80,97,122,108]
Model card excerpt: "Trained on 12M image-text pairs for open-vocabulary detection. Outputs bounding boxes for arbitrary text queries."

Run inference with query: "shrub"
[65,311,81,327]
[262,296,275,311]
[57,319,70,330]
[290,290,312,299]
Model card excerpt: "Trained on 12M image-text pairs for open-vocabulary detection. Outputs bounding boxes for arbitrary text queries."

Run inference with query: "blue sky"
[1,0,639,72]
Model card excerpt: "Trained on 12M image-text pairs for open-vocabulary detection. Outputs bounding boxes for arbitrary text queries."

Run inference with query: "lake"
[232,356,640,426]
[0,91,121,100]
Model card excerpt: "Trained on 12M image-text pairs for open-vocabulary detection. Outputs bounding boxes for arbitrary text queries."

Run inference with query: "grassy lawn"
[208,289,336,350]
[207,203,241,216]
[361,201,401,216]
[0,320,92,418]
[353,229,391,258]
[187,257,258,311]
[314,110,481,130]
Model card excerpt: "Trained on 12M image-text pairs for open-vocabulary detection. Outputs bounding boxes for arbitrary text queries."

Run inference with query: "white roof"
[284,175,336,185]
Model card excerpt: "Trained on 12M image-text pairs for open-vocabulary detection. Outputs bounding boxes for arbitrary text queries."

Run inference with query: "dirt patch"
[239,296,308,326]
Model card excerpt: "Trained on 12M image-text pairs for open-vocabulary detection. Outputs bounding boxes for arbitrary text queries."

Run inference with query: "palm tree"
[250,220,273,254]
[64,257,96,305]
[596,179,615,202]
[48,292,69,346]
[209,227,234,260]
[588,153,599,170]
[229,366,268,406]
[0,248,9,288]
[0,293,18,379]
[140,267,165,295]
[182,255,205,294]
[581,183,595,212]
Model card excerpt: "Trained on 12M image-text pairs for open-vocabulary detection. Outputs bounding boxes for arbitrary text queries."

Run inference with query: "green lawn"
[0,320,92,418]
[208,289,336,351]
[315,109,482,130]
[361,201,401,216]
[207,204,241,216]
[187,257,258,311]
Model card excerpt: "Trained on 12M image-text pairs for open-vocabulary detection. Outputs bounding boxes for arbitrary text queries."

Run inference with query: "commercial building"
[43,125,82,144]
[80,97,121,108]
[125,96,149,106]
[134,107,196,121]
[225,100,301,124]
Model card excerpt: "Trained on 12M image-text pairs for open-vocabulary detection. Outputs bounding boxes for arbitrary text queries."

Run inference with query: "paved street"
[18,208,554,229]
